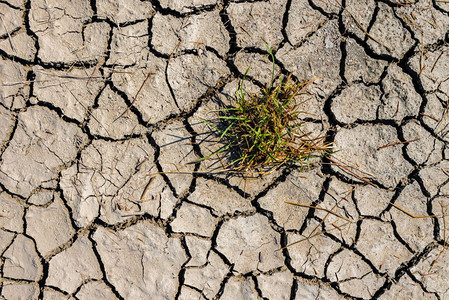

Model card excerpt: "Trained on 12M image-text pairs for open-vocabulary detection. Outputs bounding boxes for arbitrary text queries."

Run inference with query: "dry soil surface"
[1,0,449,299]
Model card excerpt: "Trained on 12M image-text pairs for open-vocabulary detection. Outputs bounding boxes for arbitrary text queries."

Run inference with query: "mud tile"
[2,234,43,281]
[139,174,178,220]
[436,1,449,11]
[110,54,179,124]
[27,190,55,206]
[0,106,86,197]
[354,185,393,217]
[221,276,258,300]
[234,51,281,87]
[366,3,414,59]
[0,3,22,37]
[88,85,145,139]
[0,191,23,232]
[227,0,287,50]
[171,202,216,237]
[396,0,449,46]
[410,246,449,296]
[309,0,340,15]
[29,0,91,32]
[30,0,108,63]
[188,178,253,216]
[0,31,36,61]
[216,214,283,273]
[378,274,437,300]
[93,222,187,299]
[185,235,211,267]
[0,58,29,109]
[319,179,359,244]
[167,51,229,113]
[83,21,112,59]
[1,282,38,300]
[420,94,449,143]
[159,0,218,14]
[286,0,328,46]
[60,138,156,226]
[409,46,449,94]
[2,0,25,8]
[26,195,75,257]
[0,105,14,147]
[225,171,281,199]
[344,1,414,59]
[107,21,148,66]
[60,163,99,227]
[46,236,101,294]
[184,251,229,298]
[295,280,345,299]
[41,290,69,299]
[150,13,181,55]
[332,83,382,123]
[151,11,230,57]
[379,64,422,121]
[402,120,444,165]
[178,286,204,300]
[327,249,384,299]
[333,124,413,188]
[75,280,119,300]
[258,168,325,231]
[277,20,341,98]
[257,271,293,300]
[419,160,449,198]
[287,230,340,277]
[356,219,412,277]
[152,121,196,195]
[0,230,15,253]
[343,0,376,37]
[96,0,155,24]
[345,38,388,83]
[431,195,449,242]
[33,66,105,122]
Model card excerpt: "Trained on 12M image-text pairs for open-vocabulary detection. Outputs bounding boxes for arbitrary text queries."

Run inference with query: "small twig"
[34,70,104,80]
[388,202,438,219]
[442,168,449,178]
[285,202,354,223]
[378,138,420,149]
[430,51,445,73]
[327,157,376,186]
[429,202,448,270]
[393,100,400,117]
[420,113,439,122]
[277,221,351,251]
[435,101,449,134]
[113,71,154,122]
[0,15,16,53]
[140,177,155,202]
[420,32,425,75]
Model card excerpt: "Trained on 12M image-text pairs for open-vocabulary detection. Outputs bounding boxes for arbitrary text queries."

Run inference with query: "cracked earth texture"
[0,0,449,299]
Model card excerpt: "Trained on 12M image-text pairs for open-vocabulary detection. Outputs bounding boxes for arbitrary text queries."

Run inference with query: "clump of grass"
[200,44,332,172]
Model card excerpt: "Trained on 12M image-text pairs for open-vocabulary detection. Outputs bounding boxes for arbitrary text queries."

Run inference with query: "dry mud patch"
[1,0,449,299]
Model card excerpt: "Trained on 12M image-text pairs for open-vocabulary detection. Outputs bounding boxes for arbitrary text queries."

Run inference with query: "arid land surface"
[1,0,449,299]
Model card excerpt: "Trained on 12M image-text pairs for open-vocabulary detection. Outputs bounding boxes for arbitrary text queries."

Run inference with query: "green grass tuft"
[199,44,332,172]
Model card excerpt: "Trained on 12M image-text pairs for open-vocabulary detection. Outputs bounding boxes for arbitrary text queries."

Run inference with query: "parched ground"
[1,0,449,299]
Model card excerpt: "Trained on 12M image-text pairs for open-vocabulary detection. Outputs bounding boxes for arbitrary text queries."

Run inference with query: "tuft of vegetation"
[199,44,332,172]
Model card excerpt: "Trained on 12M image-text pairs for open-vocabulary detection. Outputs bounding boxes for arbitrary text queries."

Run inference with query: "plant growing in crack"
[198,44,333,173]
